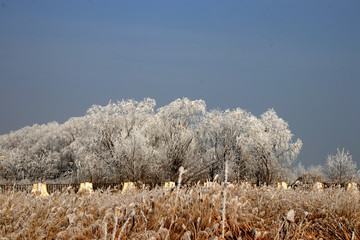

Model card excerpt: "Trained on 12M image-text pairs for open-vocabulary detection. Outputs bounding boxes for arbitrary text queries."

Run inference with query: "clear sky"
[0,1,359,167]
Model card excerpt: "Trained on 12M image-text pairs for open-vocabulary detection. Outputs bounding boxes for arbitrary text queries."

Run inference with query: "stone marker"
[31,183,49,196]
[122,182,136,194]
[346,182,359,194]
[312,182,324,192]
[164,181,175,191]
[277,182,288,189]
[79,182,94,193]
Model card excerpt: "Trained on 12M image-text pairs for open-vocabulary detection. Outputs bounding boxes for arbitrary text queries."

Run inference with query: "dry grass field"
[1,184,360,239]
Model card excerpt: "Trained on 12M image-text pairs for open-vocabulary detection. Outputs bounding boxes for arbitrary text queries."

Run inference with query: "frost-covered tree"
[189,107,302,184]
[195,108,250,182]
[325,148,356,184]
[292,162,307,179]
[0,122,75,182]
[306,165,324,177]
[73,98,157,182]
[154,98,206,181]
[245,109,302,184]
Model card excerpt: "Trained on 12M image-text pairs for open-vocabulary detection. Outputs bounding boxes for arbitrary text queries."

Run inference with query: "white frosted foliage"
[0,98,302,184]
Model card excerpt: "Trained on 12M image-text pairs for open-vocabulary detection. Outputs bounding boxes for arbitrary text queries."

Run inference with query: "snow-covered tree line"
[0,98,302,184]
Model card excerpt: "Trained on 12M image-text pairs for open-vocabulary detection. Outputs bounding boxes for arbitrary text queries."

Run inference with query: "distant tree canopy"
[325,148,356,185]
[0,98,302,185]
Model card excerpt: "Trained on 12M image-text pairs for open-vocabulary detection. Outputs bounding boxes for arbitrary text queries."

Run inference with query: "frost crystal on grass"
[286,209,295,223]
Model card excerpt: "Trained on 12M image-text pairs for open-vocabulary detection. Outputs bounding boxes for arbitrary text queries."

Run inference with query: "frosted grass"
[1,185,359,239]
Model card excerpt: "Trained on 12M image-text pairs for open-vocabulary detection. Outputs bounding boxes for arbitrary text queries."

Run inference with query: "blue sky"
[0,1,359,167]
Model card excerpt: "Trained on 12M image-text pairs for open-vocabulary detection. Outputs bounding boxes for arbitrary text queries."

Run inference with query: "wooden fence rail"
[2,181,358,194]
[0,184,33,193]
[0,182,162,194]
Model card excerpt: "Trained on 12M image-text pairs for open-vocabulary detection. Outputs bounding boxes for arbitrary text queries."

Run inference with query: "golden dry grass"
[1,184,360,239]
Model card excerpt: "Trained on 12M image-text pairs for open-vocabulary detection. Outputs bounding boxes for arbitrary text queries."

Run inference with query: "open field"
[1,184,360,240]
